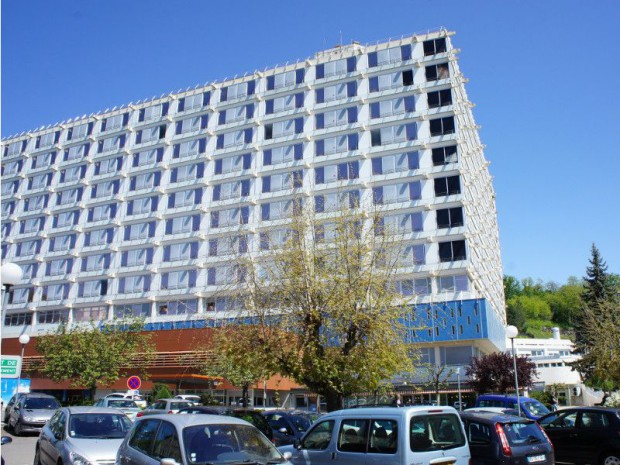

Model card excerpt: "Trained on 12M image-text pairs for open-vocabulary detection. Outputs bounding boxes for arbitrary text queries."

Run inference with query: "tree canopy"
[36,319,154,394]
[466,352,537,394]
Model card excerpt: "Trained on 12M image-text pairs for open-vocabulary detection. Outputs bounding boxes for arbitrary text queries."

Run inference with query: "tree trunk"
[242,385,249,408]
[324,389,343,412]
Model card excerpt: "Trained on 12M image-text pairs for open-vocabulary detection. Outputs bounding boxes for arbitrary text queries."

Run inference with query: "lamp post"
[456,367,462,411]
[16,333,30,395]
[506,325,521,417]
[1,262,24,321]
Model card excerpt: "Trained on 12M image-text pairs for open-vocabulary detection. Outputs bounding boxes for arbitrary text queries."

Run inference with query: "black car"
[460,411,554,465]
[177,406,275,443]
[538,406,620,465]
[262,410,313,446]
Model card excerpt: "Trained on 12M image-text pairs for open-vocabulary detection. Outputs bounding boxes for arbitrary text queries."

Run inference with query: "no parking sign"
[127,376,142,391]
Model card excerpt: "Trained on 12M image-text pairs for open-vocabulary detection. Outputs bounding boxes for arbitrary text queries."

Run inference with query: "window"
[429,117,455,137]
[79,279,108,297]
[396,243,426,266]
[368,70,413,92]
[16,239,42,256]
[59,165,87,184]
[368,419,398,454]
[438,240,467,262]
[133,148,164,167]
[427,89,452,109]
[81,253,110,272]
[165,215,200,235]
[370,96,415,119]
[173,138,206,158]
[410,414,465,452]
[73,306,108,322]
[171,163,204,183]
[157,299,198,316]
[28,173,51,190]
[209,235,248,256]
[266,69,304,90]
[316,57,356,79]
[2,201,16,215]
[97,135,125,154]
[314,191,358,213]
[213,180,250,200]
[315,133,358,155]
[301,420,334,450]
[207,265,243,285]
[42,284,69,301]
[373,182,421,205]
[174,115,208,135]
[424,38,447,56]
[205,296,245,312]
[135,125,166,144]
[436,207,463,229]
[315,107,357,129]
[219,104,254,125]
[263,170,303,192]
[368,44,411,67]
[315,81,357,103]
[151,420,181,462]
[5,140,27,157]
[438,274,469,292]
[426,63,450,81]
[36,131,58,149]
[1,181,19,196]
[124,222,156,241]
[4,312,33,326]
[91,180,120,199]
[432,146,458,166]
[129,196,159,215]
[337,419,369,453]
[88,204,117,222]
[38,309,69,324]
[168,189,201,209]
[138,102,169,122]
[163,242,199,261]
[8,287,35,304]
[128,418,160,454]
[210,206,250,228]
[2,159,23,176]
[220,80,255,102]
[119,275,151,294]
[64,143,90,162]
[94,157,122,175]
[46,258,73,276]
[315,162,358,184]
[21,217,45,234]
[434,176,461,197]
[101,113,127,132]
[122,248,154,267]
[50,234,76,251]
[259,229,290,250]
[22,195,47,212]
[377,213,423,234]
[371,123,417,146]
[265,93,304,114]
[161,270,197,290]
[262,199,302,220]
[214,153,251,174]
[56,188,83,206]
[263,144,302,166]
[264,117,303,139]
[67,122,93,140]
[32,151,56,169]
[372,152,418,175]
[178,92,210,112]
[395,278,431,296]
[216,128,253,148]
[84,229,112,247]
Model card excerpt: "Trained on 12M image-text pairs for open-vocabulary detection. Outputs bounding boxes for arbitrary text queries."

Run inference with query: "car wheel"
[33,446,42,465]
[14,419,22,436]
[602,454,620,465]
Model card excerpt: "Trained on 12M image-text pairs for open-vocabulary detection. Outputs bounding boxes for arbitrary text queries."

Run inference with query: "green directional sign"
[1,356,22,378]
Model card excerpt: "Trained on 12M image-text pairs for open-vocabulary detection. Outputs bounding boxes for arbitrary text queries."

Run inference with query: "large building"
[1,29,506,403]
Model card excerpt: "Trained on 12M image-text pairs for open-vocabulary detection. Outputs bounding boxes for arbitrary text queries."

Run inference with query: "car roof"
[540,406,620,417]
[460,411,532,423]
[64,406,128,415]
[137,413,252,428]
[21,393,57,398]
[321,405,459,418]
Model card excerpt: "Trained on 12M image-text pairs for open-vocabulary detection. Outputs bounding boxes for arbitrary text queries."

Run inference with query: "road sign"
[0,356,22,378]
[127,376,142,390]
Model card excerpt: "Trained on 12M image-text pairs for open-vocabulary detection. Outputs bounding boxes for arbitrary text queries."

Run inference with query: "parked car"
[94,398,143,421]
[116,413,293,464]
[474,395,550,420]
[104,391,147,408]
[465,406,521,416]
[279,406,470,465]
[2,392,25,423]
[538,406,620,465]
[34,406,133,465]
[137,398,193,417]
[6,393,61,435]
[263,410,314,446]
[174,394,201,404]
[1,436,12,465]
[178,405,275,443]
[460,410,554,464]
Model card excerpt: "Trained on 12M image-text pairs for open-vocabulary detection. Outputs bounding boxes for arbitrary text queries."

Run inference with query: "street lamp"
[506,325,521,417]
[16,333,30,395]
[456,367,462,411]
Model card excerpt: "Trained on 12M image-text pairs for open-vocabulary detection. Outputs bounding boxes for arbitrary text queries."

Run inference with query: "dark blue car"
[474,395,550,420]
[263,410,313,446]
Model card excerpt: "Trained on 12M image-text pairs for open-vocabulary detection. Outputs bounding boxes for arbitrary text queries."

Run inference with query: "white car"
[104,392,147,409]
[174,394,201,404]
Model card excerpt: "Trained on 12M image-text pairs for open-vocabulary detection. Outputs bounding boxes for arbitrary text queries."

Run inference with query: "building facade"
[1,29,506,396]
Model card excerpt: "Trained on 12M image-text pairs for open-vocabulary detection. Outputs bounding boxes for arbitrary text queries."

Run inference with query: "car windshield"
[289,414,312,432]
[502,421,548,446]
[183,423,284,464]
[108,400,138,408]
[23,398,60,410]
[410,414,466,452]
[521,400,550,417]
[69,413,133,439]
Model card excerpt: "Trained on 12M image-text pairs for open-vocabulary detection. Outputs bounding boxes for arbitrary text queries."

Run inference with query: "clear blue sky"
[2,0,619,284]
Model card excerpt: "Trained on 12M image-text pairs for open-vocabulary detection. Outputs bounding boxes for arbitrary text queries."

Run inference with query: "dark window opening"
[436,207,464,229]
[425,63,450,81]
[432,146,458,166]
[430,117,455,136]
[434,176,461,197]
[427,89,452,109]
[438,240,467,262]
[402,70,414,86]
[423,38,447,56]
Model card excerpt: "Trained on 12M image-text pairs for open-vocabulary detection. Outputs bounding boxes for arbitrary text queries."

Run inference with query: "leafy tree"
[506,300,526,333]
[503,275,522,301]
[36,319,154,397]
[420,363,455,405]
[466,352,537,394]
[228,201,414,411]
[581,244,617,307]
[545,283,582,328]
[151,383,172,401]
[202,325,273,408]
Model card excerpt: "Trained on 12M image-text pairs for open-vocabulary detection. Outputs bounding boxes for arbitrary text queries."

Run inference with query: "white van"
[279,405,470,465]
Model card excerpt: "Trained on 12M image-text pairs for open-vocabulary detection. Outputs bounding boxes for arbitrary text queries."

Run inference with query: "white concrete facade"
[1,30,505,353]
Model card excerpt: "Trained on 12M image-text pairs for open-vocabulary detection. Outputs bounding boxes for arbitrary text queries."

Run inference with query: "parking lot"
[1,425,37,465]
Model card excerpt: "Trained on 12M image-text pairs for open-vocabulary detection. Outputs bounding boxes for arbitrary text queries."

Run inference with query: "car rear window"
[502,421,548,446]
[23,397,60,409]
[410,414,465,452]
[521,400,550,417]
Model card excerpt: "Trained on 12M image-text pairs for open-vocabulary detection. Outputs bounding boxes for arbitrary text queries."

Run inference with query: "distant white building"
[509,328,602,406]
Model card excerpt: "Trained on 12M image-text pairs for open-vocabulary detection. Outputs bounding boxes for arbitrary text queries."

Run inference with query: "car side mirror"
[160,459,180,465]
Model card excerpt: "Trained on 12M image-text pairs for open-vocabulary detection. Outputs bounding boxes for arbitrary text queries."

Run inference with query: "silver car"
[34,406,133,465]
[137,398,193,418]
[117,413,293,465]
[7,393,60,435]
[94,398,143,421]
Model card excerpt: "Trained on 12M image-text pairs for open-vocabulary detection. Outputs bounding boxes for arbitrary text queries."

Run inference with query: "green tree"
[420,363,455,405]
[230,201,414,411]
[151,383,172,401]
[36,319,154,397]
[503,275,522,301]
[581,244,617,308]
[466,352,537,394]
[506,300,526,333]
[545,283,582,328]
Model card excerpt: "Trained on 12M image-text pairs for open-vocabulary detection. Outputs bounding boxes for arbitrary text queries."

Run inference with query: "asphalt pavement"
[1,425,37,465]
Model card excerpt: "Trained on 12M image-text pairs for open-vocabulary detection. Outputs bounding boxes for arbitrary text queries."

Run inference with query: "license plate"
[527,455,546,463]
